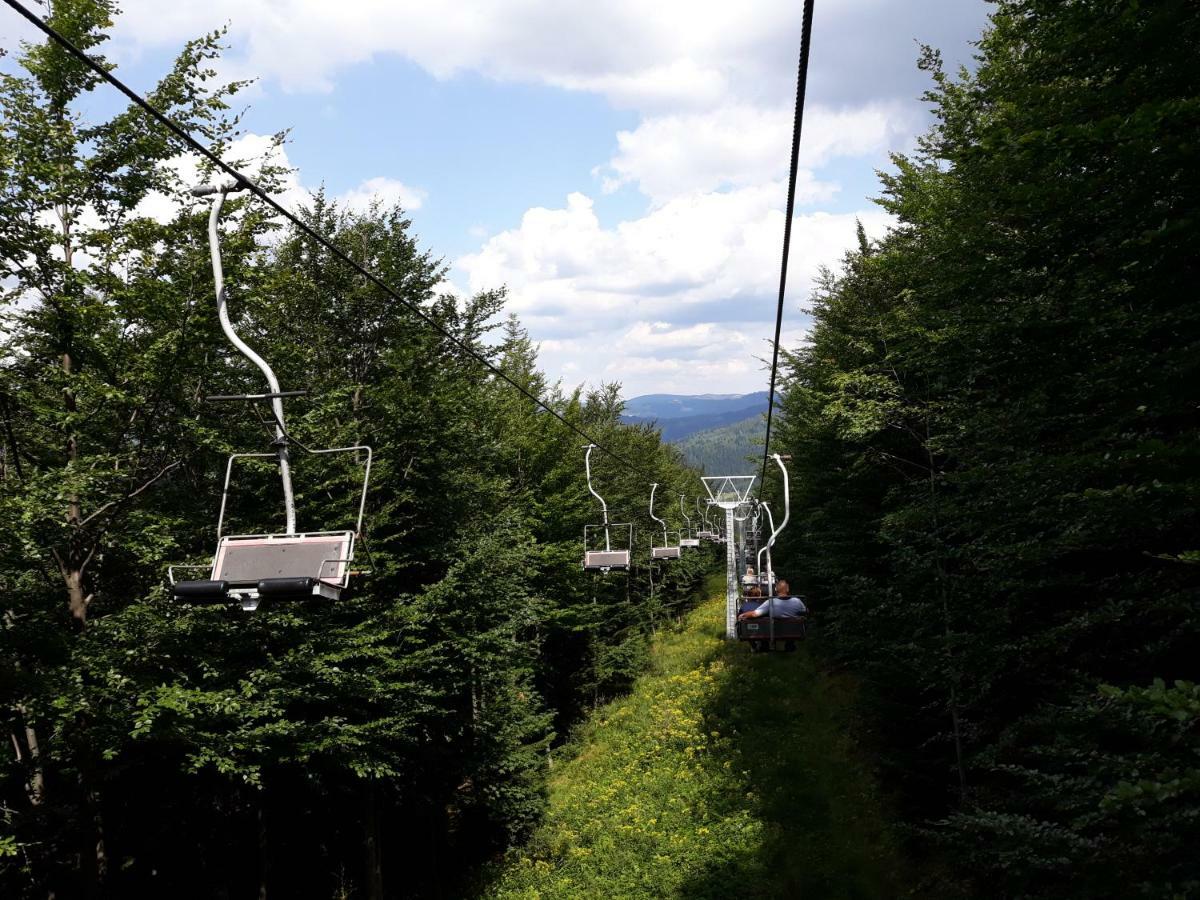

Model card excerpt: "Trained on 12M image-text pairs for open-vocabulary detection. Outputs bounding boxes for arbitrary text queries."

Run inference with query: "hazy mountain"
[622,391,769,421]
[621,391,768,441]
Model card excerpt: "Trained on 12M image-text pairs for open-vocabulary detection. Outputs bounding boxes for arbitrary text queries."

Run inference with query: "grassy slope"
[484,583,908,899]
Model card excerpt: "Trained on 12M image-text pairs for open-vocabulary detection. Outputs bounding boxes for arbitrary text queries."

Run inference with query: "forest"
[0,3,714,896]
[676,416,764,477]
[3,0,1199,898]
[765,1,1200,896]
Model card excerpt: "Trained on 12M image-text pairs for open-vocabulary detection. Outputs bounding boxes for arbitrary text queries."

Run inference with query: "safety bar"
[217,444,373,539]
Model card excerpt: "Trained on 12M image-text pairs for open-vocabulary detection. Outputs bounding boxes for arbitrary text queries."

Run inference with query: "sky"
[2,0,992,398]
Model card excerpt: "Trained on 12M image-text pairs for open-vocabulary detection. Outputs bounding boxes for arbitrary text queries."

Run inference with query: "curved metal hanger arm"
[649,482,667,542]
[199,180,296,534]
[584,444,611,550]
[756,454,792,588]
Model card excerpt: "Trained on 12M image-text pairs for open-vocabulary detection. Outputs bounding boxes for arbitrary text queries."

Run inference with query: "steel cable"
[758,0,816,499]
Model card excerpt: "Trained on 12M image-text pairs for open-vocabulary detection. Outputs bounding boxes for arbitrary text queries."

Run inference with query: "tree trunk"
[13,705,45,805]
[58,205,90,628]
[82,781,107,899]
[257,799,270,900]
[925,436,968,803]
[363,783,384,900]
[64,564,88,625]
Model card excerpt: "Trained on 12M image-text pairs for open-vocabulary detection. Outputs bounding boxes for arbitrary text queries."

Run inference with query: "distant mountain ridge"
[622,391,769,422]
[621,391,768,442]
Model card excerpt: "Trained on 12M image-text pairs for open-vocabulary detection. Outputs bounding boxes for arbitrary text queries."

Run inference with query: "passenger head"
[746,566,755,576]
[775,579,789,596]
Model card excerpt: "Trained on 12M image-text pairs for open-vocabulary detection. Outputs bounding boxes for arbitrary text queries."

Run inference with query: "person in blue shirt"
[739,579,808,651]
[739,583,764,615]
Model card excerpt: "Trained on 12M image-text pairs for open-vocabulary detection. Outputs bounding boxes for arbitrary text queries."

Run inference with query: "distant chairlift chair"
[736,454,804,648]
[696,499,717,541]
[582,444,632,571]
[678,494,701,549]
[169,178,372,611]
[648,483,681,560]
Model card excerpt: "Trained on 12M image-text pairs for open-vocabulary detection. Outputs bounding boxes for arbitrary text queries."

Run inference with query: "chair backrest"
[212,531,354,587]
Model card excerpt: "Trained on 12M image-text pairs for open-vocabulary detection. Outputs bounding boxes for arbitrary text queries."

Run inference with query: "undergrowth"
[482,585,910,899]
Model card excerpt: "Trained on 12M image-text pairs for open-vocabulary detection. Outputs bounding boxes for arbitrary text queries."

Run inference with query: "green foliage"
[486,587,912,899]
[768,1,1200,895]
[0,5,716,896]
[675,414,764,475]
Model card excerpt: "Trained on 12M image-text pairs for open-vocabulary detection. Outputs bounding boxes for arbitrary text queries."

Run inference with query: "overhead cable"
[758,0,816,498]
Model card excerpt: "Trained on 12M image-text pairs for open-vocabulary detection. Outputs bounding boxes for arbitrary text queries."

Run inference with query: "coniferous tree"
[769,1,1200,894]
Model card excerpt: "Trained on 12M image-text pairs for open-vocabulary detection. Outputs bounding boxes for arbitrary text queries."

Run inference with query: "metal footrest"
[173,580,230,603]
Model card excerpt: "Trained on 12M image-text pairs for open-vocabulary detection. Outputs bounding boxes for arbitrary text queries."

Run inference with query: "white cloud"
[599,102,917,204]
[98,0,987,395]
[128,133,308,225]
[456,189,892,394]
[337,176,426,212]
[111,0,986,106]
[126,137,426,229]
[111,0,794,101]
[459,189,890,318]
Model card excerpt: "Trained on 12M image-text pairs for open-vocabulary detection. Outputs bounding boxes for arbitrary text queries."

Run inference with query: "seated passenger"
[742,579,808,652]
[739,579,807,620]
[739,584,763,614]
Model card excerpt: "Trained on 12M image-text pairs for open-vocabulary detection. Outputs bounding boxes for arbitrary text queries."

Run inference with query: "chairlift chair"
[678,494,700,548]
[738,454,796,648]
[648,483,681,560]
[696,498,717,541]
[582,444,632,571]
[169,179,373,611]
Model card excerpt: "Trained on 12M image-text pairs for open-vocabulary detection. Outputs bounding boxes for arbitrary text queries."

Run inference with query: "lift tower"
[701,475,757,638]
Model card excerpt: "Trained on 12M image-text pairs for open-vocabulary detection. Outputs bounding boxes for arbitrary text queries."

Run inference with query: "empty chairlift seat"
[646,486,680,561]
[173,531,355,610]
[583,523,633,571]
[651,529,683,560]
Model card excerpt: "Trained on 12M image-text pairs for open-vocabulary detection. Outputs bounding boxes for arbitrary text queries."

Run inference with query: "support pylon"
[725,506,738,639]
